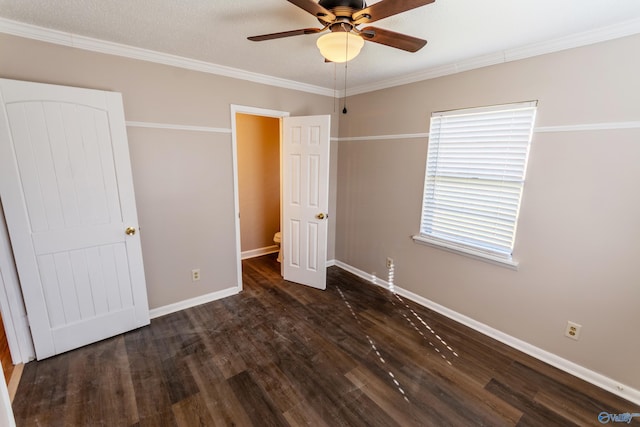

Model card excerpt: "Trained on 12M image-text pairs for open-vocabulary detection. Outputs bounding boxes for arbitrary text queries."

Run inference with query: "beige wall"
[126,128,237,308]
[3,24,635,395]
[0,33,338,309]
[336,34,640,389]
[236,113,280,253]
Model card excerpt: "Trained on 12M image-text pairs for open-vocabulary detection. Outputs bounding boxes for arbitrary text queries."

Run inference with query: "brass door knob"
[125,227,136,236]
[316,213,327,220]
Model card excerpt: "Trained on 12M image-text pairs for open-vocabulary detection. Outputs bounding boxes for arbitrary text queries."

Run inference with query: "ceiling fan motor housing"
[318,0,367,31]
[318,0,367,12]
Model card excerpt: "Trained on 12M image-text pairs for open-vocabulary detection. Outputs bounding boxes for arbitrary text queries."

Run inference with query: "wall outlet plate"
[565,321,582,340]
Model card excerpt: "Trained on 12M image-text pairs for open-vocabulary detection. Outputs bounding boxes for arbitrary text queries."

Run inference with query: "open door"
[282,115,330,290]
[0,79,150,360]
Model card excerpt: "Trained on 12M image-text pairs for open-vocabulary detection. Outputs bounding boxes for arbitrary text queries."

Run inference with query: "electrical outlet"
[386,257,394,268]
[565,321,581,340]
[191,269,201,282]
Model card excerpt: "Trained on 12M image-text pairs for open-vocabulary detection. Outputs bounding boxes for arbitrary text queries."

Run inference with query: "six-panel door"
[282,115,330,290]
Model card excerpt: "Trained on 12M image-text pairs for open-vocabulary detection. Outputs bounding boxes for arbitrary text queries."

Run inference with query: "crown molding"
[2,16,640,98]
[346,17,640,96]
[0,17,335,97]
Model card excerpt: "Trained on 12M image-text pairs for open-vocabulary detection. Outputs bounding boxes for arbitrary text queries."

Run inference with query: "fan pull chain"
[333,57,338,113]
[342,27,349,114]
[342,61,348,114]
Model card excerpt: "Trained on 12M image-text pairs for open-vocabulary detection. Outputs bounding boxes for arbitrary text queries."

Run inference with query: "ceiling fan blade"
[248,27,325,42]
[360,26,427,52]
[287,0,336,23]
[353,0,435,25]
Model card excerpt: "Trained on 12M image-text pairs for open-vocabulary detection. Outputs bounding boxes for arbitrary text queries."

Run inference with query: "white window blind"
[419,101,537,261]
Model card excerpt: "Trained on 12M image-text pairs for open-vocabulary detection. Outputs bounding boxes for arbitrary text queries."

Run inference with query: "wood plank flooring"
[12,254,639,426]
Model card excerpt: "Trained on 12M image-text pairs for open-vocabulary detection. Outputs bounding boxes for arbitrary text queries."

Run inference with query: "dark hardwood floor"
[12,254,639,426]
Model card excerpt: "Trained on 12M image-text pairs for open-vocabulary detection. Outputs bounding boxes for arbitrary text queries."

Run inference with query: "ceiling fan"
[248,0,435,62]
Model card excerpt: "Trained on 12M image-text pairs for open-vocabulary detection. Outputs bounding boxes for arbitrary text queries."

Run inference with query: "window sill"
[411,235,519,270]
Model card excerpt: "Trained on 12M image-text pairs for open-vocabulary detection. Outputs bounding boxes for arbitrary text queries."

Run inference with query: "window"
[414,101,537,268]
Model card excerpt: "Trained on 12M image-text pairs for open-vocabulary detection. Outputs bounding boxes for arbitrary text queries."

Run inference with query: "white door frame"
[0,205,35,364]
[230,105,290,291]
[0,360,15,426]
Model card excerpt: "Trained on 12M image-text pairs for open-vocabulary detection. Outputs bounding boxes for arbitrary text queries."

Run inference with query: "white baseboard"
[241,245,279,260]
[150,258,336,319]
[333,260,640,406]
[149,286,239,319]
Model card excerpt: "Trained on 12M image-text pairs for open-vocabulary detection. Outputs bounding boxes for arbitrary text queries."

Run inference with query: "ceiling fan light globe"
[316,32,364,63]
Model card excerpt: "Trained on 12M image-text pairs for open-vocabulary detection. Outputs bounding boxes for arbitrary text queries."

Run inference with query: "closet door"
[0,79,149,359]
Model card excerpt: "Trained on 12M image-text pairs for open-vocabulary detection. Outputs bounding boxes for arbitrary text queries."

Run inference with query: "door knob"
[316,213,327,220]
[125,227,136,236]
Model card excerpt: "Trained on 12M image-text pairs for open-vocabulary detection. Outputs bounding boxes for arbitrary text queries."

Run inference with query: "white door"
[282,115,330,290]
[0,79,150,360]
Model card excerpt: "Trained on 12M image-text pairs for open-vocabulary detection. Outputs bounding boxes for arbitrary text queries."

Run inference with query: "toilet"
[273,231,282,262]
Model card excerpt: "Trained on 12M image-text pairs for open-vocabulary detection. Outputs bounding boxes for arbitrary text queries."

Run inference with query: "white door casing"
[0,79,150,359]
[282,115,330,290]
[0,207,35,363]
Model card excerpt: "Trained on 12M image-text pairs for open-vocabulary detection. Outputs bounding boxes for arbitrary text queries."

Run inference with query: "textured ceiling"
[1,0,640,92]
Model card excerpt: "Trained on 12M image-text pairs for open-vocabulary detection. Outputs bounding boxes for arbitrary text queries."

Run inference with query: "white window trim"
[412,234,519,270]
[415,101,537,269]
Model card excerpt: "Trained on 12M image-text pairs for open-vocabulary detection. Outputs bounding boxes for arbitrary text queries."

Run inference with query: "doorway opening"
[230,105,290,291]
[236,113,281,260]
